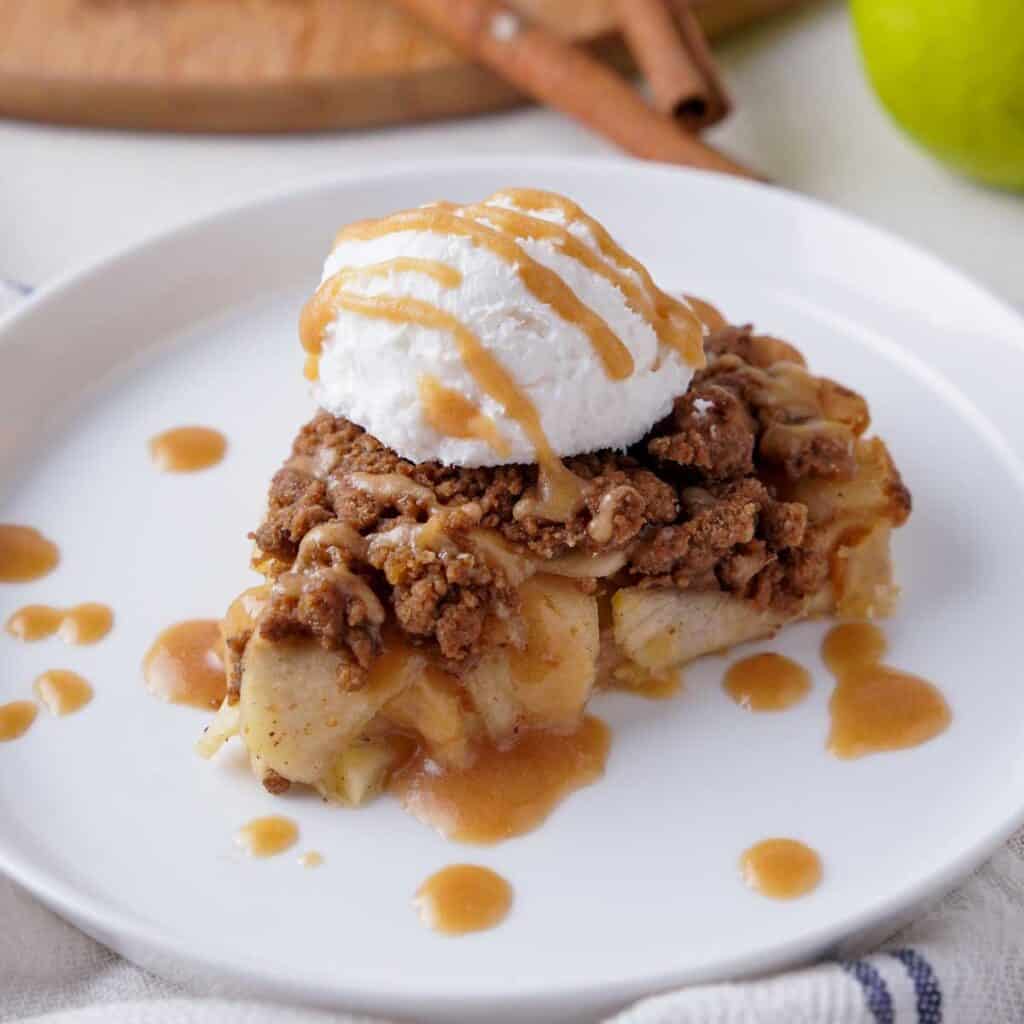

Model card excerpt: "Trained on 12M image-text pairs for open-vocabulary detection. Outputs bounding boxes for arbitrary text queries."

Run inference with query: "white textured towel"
[3,279,1023,1024]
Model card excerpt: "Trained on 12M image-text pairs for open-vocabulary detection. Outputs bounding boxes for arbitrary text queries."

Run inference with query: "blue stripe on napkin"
[889,948,942,1023]
[841,959,894,1024]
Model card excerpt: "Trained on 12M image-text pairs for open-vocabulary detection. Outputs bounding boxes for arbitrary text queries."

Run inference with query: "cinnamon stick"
[390,0,762,181]
[617,0,732,131]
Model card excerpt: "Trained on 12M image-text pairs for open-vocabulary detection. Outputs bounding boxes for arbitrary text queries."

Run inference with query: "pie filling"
[199,316,910,829]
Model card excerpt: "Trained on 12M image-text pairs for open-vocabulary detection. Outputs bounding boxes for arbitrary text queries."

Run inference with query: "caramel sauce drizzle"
[490,189,705,366]
[417,374,511,458]
[34,669,93,716]
[326,207,632,379]
[392,715,610,844]
[6,603,113,645]
[822,622,951,759]
[0,524,59,582]
[587,486,631,544]
[461,202,660,369]
[684,294,729,333]
[285,446,342,481]
[415,864,513,936]
[143,619,226,710]
[356,256,463,289]
[300,258,463,381]
[235,815,298,858]
[0,700,38,741]
[741,838,822,900]
[148,426,227,473]
[724,653,811,712]
[335,293,584,521]
[347,472,438,508]
[294,521,369,563]
[274,521,386,627]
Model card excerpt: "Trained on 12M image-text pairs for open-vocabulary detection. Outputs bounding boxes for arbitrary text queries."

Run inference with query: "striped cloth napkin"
[3,278,1023,1024]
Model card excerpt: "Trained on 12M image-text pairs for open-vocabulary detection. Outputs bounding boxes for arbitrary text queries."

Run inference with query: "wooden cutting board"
[0,0,806,133]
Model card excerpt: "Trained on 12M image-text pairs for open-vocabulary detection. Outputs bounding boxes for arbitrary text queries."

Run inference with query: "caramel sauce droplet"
[741,838,822,900]
[6,604,61,640]
[148,427,227,473]
[298,851,324,869]
[59,603,114,644]
[143,620,226,710]
[415,864,513,936]
[34,669,93,716]
[235,816,298,858]
[822,622,950,759]
[0,700,38,741]
[821,621,886,677]
[828,664,951,759]
[6,603,113,645]
[0,525,59,582]
[418,374,511,458]
[724,653,811,711]
[392,715,610,844]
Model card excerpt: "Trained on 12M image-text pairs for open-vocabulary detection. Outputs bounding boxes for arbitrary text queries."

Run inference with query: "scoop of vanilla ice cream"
[312,193,702,468]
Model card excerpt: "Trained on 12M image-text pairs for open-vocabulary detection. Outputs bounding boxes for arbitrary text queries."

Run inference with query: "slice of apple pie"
[203,323,909,808]
[199,191,910,825]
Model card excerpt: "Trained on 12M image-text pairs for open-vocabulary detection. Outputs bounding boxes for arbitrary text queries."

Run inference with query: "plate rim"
[3,154,1024,1018]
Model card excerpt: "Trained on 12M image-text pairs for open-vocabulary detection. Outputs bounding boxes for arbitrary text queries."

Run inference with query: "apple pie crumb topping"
[243,322,910,684]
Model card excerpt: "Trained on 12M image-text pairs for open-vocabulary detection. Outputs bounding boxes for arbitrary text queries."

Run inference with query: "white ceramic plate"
[2,158,1024,1024]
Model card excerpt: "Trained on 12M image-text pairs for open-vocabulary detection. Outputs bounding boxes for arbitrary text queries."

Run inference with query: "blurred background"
[1,0,1021,305]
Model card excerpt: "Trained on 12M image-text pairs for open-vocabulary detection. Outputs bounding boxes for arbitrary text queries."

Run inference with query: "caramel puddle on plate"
[822,623,951,759]
[34,670,93,716]
[741,838,822,900]
[0,525,59,582]
[415,865,513,936]
[298,851,324,869]
[0,701,38,741]
[723,653,811,711]
[6,603,113,644]
[143,620,226,710]
[235,816,299,858]
[392,715,610,844]
[148,426,227,473]
[821,621,887,677]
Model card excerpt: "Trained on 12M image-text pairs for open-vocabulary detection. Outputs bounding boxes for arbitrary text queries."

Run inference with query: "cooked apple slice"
[381,663,473,769]
[788,438,909,527]
[319,734,414,806]
[238,633,420,787]
[464,574,599,738]
[612,587,792,670]
[830,522,898,618]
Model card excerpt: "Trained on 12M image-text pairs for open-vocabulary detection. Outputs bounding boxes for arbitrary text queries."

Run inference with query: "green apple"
[851,0,1024,190]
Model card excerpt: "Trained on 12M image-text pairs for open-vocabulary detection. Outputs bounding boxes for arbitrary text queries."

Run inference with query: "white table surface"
[1,1,1021,307]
